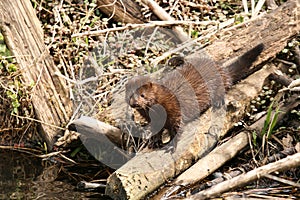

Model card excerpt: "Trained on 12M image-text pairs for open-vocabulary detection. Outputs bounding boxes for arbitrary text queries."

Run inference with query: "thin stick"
[253,0,266,17]
[71,20,218,38]
[11,114,65,130]
[264,174,300,188]
[242,0,249,13]
[141,0,188,42]
[251,0,255,16]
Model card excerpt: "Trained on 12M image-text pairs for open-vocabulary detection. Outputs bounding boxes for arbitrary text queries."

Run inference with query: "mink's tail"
[227,43,264,83]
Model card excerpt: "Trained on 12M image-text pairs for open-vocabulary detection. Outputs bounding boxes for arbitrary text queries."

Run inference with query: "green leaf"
[261,101,273,136]
[30,80,35,87]
[12,100,20,108]
[267,107,281,138]
[252,131,257,147]
[71,145,83,157]
[7,63,17,72]
[44,142,48,153]
[6,91,17,99]
[12,107,18,115]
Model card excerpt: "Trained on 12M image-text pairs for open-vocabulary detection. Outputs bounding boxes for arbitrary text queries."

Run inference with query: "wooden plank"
[0,0,72,149]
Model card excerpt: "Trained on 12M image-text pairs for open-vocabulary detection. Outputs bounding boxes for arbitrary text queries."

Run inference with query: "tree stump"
[0,0,72,149]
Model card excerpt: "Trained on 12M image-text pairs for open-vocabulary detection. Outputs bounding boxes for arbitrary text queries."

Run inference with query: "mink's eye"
[140,93,145,98]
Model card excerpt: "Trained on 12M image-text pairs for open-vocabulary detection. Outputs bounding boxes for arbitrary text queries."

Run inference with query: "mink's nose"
[129,96,138,108]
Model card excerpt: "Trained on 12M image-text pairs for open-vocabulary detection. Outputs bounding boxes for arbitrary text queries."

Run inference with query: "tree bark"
[205,0,300,66]
[97,0,145,24]
[0,0,72,149]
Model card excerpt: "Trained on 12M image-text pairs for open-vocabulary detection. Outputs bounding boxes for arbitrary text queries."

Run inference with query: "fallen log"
[68,116,131,169]
[97,0,144,24]
[69,116,123,147]
[105,0,300,199]
[0,0,72,149]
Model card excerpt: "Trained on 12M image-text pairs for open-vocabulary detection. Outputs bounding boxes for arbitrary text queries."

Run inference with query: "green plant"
[252,130,257,147]
[6,63,17,73]
[6,90,20,115]
[191,30,200,38]
[0,33,14,70]
[261,101,281,138]
[71,145,83,157]
[234,14,245,24]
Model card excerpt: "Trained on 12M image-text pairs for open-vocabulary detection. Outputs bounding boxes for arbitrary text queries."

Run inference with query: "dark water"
[0,150,108,200]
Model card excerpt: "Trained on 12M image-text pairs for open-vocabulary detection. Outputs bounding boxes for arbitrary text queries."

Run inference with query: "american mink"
[125,44,264,147]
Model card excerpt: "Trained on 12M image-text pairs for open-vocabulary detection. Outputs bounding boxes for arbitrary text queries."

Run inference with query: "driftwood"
[0,0,72,149]
[188,152,300,199]
[68,116,132,168]
[69,116,123,146]
[105,0,300,199]
[157,132,250,199]
[194,146,298,194]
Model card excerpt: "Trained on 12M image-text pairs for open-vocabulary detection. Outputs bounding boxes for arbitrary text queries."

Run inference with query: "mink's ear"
[167,56,185,67]
[145,82,153,88]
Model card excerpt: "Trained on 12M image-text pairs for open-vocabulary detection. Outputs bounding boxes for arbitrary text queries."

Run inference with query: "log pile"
[1,0,299,199]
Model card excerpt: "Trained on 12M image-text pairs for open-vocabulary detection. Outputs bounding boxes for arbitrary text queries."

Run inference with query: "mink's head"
[125,76,157,110]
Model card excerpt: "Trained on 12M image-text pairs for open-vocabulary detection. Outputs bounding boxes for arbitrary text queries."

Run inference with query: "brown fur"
[125,44,264,146]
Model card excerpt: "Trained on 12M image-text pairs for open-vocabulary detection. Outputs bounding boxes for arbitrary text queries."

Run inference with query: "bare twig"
[141,0,188,42]
[71,20,218,38]
[11,114,65,130]
[242,0,249,13]
[264,174,300,188]
[253,0,266,18]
